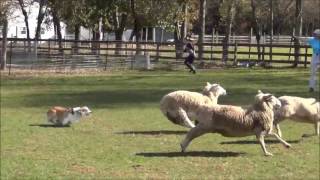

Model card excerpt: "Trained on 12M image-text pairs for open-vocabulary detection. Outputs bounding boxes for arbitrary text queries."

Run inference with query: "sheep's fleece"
[180,91,291,156]
[160,82,226,128]
[274,96,320,137]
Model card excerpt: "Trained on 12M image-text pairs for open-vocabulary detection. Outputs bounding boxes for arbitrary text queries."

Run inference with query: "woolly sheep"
[180,91,291,156]
[160,82,227,128]
[274,96,320,137]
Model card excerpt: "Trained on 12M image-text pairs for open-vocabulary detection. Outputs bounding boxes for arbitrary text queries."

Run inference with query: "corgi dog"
[47,106,92,126]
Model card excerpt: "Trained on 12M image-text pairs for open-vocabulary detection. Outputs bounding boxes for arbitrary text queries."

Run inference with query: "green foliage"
[1,69,319,179]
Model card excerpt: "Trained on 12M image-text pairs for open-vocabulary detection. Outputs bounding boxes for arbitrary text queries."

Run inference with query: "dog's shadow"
[115,130,188,135]
[136,151,245,158]
[29,124,71,128]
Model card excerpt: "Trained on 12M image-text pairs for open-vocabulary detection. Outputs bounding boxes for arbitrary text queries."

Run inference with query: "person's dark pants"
[184,56,196,73]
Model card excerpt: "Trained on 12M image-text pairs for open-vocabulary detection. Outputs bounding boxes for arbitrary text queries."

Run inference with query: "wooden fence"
[2,38,313,71]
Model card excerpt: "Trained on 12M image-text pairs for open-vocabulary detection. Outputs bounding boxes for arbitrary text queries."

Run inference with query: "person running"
[308,29,320,92]
[183,42,196,74]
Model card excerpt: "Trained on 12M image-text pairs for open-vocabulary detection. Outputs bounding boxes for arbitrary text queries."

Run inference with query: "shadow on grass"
[13,90,171,108]
[220,139,301,145]
[136,151,245,158]
[116,130,188,135]
[29,124,71,128]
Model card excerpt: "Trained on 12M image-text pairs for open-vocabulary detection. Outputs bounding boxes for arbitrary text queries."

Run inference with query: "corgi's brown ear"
[68,108,74,115]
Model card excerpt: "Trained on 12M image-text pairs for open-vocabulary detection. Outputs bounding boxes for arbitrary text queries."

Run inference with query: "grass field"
[1,68,319,179]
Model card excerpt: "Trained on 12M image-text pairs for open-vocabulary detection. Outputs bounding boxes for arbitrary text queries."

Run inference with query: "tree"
[47,0,63,53]
[89,0,129,54]
[128,0,194,55]
[59,0,88,53]
[221,0,237,64]
[292,0,302,67]
[250,0,262,62]
[171,0,199,59]
[0,17,8,70]
[129,0,143,54]
[113,5,128,54]
[34,0,48,40]
[0,0,15,70]
[17,0,32,52]
[198,0,206,64]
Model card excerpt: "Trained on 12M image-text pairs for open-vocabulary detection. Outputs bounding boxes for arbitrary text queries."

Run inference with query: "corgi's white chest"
[62,113,80,125]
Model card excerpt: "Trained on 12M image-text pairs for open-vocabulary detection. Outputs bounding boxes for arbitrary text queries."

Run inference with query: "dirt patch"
[70,164,97,174]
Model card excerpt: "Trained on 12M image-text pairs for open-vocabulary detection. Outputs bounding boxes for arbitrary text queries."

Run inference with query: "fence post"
[216,32,219,43]
[293,36,300,67]
[233,32,235,43]
[48,40,51,55]
[33,40,38,70]
[249,28,253,43]
[125,42,128,56]
[104,41,108,71]
[304,46,308,68]
[23,40,26,53]
[269,43,272,63]
[233,41,238,66]
[211,28,214,61]
[156,42,160,62]
[8,40,13,75]
[262,44,265,63]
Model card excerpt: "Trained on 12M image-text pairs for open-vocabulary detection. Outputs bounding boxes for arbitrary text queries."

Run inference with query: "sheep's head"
[73,106,92,117]
[203,82,227,97]
[255,90,281,110]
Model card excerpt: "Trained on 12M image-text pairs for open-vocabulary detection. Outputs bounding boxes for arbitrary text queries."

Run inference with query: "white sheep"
[274,96,320,137]
[180,91,291,156]
[160,82,227,128]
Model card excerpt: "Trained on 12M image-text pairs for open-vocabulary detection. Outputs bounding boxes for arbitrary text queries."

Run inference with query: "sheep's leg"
[315,121,320,136]
[180,126,209,152]
[178,108,195,128]
[274,123,282,138]
[256,132,273,156]
[268,133,291,148]
[301,122,320,137]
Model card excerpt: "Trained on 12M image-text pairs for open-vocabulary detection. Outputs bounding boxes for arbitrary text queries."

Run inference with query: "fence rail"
[1,38,313,71]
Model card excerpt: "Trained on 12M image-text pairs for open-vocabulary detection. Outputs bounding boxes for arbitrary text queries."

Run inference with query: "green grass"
[1,68,319,179]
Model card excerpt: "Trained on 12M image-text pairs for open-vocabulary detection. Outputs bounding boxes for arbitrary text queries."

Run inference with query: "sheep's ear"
[206,82,211,86]
[263,95,273,101]
[257,90,263,94]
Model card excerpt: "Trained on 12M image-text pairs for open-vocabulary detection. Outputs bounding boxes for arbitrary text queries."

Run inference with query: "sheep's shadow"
[29,124,71,128]
[116,130,188,135]
[220,139,301,145]
[136,151,245,158]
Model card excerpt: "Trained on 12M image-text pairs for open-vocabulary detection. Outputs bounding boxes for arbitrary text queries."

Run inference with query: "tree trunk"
[222,0,236,64]
[52,10,62,53]
[174,22,184,59]
[114,7,127,55]
[269,0,274,63]
[250,0,262,62]
[293,0,302,67]
[198,0,206,63]
[181,2,188,39]
[130,0,142,55]
[174,2,188,60]
[91,18,102,54]
[17,0,31,52]
[73,25,80,54]
[35,0,46,40]
[1,18,8,70]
